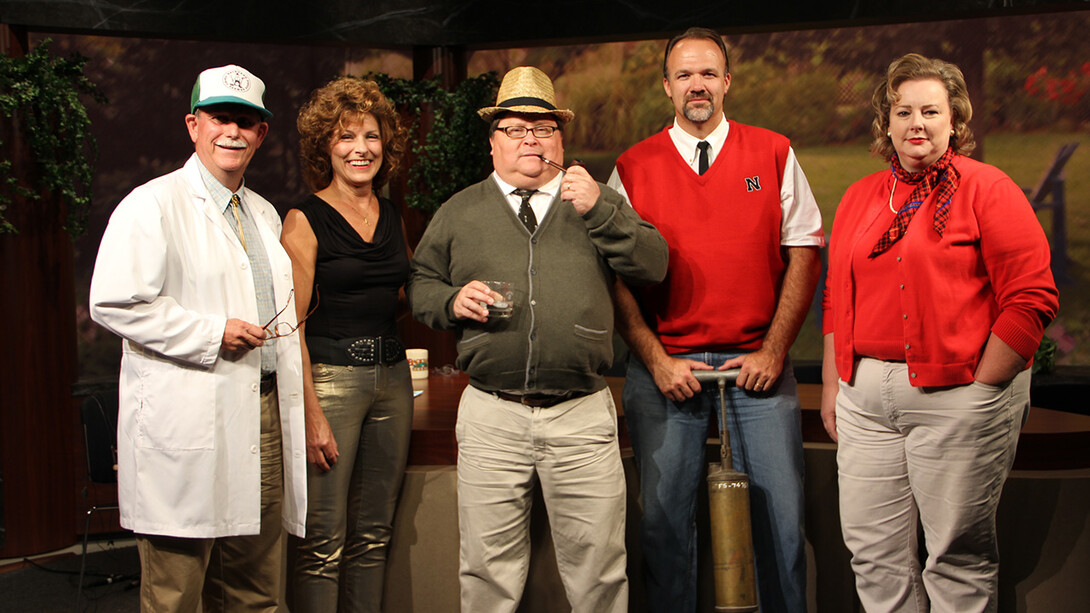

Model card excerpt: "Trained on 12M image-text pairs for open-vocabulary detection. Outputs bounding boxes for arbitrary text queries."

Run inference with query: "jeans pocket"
[311,362,350,384]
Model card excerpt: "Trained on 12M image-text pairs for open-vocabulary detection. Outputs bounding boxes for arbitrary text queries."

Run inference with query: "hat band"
[498,96,557,110]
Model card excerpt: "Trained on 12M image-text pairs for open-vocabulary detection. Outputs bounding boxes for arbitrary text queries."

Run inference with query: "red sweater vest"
[616,123,790,353]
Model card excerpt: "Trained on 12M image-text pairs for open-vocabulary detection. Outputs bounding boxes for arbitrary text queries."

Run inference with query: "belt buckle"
[382,337,405,364]
[347,338,376,364]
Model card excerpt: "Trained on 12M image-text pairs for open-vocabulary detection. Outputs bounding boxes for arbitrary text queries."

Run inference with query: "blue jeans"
[623,352,806,613]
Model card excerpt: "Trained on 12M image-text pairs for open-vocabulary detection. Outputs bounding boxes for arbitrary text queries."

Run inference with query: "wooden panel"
[0,33,80,552]
[406,376,1090,472]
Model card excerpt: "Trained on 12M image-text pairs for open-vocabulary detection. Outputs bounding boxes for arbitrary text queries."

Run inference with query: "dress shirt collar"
[195,158,247,212]
[668,114,730,170]
[491,171,562,201]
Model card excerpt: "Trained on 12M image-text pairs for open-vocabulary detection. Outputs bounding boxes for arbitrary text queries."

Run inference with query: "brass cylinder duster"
[692,369,758,612]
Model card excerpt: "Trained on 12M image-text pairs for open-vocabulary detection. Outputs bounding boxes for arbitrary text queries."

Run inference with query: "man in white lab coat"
[89,65,306,612]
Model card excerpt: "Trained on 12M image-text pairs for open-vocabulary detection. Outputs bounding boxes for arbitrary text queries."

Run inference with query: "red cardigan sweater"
[617,123,789,353]
[823,155,1059,386]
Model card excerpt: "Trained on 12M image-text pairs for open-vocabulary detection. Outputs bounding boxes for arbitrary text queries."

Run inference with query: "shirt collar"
[668,114,730,165]
[195,157,246,212]
[491,171,563,200]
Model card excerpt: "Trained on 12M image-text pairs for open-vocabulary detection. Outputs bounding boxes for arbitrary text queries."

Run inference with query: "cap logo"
[222,70,251,93]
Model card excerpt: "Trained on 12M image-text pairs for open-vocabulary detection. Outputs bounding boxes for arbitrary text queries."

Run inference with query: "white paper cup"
[406,348,429,380]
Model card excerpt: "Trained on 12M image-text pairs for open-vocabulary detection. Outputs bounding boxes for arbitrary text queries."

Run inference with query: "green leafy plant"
[1033,335,1058,375]
[370,72,499,213]
[0,39,106,237]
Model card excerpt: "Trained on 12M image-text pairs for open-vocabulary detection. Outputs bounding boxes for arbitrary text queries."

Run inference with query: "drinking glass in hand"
[481,280,514,319]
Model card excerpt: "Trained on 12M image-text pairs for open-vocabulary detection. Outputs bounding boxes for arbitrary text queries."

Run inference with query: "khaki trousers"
[456,386,628,613]
[836,358,1029,613]
[136,387,285,612]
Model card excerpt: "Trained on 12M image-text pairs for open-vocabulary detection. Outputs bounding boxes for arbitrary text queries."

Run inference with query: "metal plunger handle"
[691,369,741,470]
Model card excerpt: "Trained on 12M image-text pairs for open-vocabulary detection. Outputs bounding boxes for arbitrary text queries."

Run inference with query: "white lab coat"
[89,155,306,538]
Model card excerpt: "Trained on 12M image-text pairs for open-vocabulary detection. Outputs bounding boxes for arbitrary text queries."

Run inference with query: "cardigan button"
[903,314,908,319]
[900,284,905,290]
[905,343,911,349]
[896,256,902,262]
[910,372,917,378]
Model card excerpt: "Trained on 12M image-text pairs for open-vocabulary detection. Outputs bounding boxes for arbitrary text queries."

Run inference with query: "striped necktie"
[229,194,247,252]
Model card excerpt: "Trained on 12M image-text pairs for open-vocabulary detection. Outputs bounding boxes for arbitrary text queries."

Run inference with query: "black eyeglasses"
[262,287,320,340]
[495,125,559,139]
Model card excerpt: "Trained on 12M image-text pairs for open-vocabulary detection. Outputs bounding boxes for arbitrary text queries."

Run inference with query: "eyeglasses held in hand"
[262,287,319,340]
[495,125,559,139]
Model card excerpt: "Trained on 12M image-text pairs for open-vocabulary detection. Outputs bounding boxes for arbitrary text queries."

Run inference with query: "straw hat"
[478,66,574,124]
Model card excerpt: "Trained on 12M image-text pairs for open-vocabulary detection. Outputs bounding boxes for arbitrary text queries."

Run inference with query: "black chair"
[77,390,136,610]
[1023,142,1079,283]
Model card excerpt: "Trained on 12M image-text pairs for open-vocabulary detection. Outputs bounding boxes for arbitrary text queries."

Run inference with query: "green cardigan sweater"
[409,176,668,394]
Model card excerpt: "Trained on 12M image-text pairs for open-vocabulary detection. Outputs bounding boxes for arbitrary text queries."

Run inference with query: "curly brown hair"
[297,76,406,192]
[870,53,976,160]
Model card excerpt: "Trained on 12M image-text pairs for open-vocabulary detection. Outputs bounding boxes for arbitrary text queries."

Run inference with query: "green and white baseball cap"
[190,64,272,119]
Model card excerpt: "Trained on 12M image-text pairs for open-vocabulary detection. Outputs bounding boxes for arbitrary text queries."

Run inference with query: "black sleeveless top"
[292,194,409,339]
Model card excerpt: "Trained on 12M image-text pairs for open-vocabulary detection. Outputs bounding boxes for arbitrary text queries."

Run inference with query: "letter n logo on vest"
[745,176,762,192]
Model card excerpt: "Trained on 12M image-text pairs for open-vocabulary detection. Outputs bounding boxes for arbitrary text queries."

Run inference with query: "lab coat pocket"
[136,366,215,450]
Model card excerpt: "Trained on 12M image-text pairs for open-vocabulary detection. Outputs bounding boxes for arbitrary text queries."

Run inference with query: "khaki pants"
[456,386,628,613]
[137,388,285,612]
[836,358,1029,613]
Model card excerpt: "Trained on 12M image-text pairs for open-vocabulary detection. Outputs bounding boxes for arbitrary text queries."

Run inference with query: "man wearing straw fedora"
[410,66,668,612]
[90,64,306,611]
[608,27,824,612]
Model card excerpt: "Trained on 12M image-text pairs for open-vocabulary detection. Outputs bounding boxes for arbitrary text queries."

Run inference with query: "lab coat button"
[250,445,258,454]
[251,383,259,392]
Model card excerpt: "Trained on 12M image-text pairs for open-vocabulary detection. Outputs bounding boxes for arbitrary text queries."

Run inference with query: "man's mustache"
[215,138,248,149]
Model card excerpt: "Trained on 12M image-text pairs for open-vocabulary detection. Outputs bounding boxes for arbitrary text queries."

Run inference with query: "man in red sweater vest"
[608,27,824,613]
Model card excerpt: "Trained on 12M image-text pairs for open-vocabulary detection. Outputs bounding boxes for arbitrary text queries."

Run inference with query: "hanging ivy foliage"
[370,71,499,214]
[0,39,106,237]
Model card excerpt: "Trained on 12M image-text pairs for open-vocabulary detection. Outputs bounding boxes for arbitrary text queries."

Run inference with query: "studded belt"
[307,335,406,367]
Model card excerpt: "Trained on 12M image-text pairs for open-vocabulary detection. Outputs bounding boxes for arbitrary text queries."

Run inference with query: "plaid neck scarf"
[870,148,960,257]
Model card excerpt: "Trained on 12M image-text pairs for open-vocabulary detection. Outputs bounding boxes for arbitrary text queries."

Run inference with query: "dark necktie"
[697,141,711,175]
[513,188,538,233]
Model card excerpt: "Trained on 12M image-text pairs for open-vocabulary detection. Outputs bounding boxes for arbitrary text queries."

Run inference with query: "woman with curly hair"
[282,76,412,612]
[821,53,1058,612]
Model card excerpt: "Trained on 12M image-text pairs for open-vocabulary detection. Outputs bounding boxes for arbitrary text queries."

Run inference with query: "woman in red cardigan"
[821,53,1058,613]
